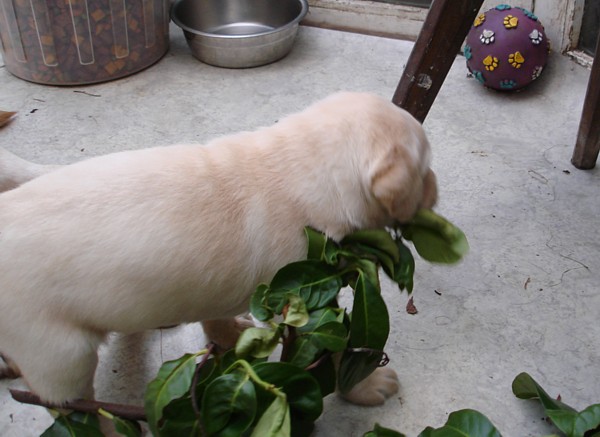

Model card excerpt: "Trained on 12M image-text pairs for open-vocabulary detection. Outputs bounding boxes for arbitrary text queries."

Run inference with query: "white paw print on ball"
[529,29,543,45]
[480,29,495,44]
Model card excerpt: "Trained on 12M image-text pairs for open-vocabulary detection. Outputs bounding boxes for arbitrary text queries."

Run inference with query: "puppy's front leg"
[340,367,400,406]
[201,316,255,351]
[332,351,400,406]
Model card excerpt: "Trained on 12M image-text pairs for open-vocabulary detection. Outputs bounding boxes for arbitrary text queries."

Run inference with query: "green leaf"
[41,413,104,437]
[252,362,323,435]
[268,261,342,312]
[159,396,201,437]
[513,373,600,437]
[363,423,407,437]
[98,409,143,437]
[574,404,600,434]
[250,396,291,437]
[192,358,218,404]
[342,229,400,263]
[298,307,343,334]
[417,409,502,437]
[546,406,600,437]
[111,416,143,437]
[287,336,322,368]
[349,270,389,350]
[67,411,100,427]
[250,284,274,321]
[308,321,348,352]
[401,209,468,264]
[283,293,309,328]
[305,227,327,261]
[236,326,282,359]
[68,412,100,427]
[201,372,257,437]
[217,350,240,373]
[406,209,466,242]
[402,226,464,264]
[512,372,577,413]
[306,353,336,398]
[340,241,397,280]
[394,239,415,293]
[144,353,198,436]
[304,227,342,264]
[337,348,384,394]
[359,245,397,280]
[351,258,381,291]
[323,238,342,265]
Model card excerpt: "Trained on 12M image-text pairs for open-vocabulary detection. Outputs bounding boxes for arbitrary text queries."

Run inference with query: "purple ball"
[465,4,550,91]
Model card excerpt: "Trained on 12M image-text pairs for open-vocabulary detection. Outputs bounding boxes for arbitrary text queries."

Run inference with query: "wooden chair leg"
[571,32,600,170]
[392,0,484,123]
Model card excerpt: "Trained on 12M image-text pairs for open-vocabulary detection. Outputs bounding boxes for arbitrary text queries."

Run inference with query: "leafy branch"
[18,208,599,436]
[364,372,600,437]
[512,373,600,437]
[19,210,469,436]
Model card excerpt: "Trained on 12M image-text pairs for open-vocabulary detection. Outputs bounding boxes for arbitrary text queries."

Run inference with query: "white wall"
[533,0,586,52]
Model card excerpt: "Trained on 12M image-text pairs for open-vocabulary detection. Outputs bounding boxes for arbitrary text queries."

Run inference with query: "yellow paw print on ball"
[503,14,519,29]
[509,51,525,68]
[474,14,486,27]
[483,55,499,71]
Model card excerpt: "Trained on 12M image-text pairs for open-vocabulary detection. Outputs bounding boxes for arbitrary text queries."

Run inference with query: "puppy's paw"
[340,367,399,406]
[202,315,255,351]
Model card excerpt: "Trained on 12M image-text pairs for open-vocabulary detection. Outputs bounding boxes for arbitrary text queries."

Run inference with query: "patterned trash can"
[0,0,169,85]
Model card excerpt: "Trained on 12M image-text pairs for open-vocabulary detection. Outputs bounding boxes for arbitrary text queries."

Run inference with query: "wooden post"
[571,32,600,170]
[392,0,485,123]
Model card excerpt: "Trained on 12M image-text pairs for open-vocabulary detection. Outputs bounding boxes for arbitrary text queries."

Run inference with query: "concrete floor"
[1,24,598,437]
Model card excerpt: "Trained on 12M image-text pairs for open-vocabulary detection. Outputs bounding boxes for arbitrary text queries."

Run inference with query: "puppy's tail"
[0,147,61,193]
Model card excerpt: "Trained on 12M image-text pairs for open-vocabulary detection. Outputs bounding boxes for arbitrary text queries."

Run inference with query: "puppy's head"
[345,93,438,224]
[285,92,437,228]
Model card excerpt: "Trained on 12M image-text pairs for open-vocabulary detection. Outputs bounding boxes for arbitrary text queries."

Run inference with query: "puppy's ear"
[370,146,422,223]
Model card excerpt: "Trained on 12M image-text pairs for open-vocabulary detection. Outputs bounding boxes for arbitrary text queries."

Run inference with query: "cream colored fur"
[0,92,437,406]
[0,147,60,192]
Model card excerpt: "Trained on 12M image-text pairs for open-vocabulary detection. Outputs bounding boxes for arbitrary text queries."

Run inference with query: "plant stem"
[224,360,284,399]
[279,326,297,363]
[10,389,146,421]
[304,352,332,371]
[191,343,216,415]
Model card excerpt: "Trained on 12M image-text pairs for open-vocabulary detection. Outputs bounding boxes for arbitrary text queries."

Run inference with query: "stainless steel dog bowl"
[171,0,309,68]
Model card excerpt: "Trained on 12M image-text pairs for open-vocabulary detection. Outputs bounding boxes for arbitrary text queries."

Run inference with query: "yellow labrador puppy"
[0,92,437,407]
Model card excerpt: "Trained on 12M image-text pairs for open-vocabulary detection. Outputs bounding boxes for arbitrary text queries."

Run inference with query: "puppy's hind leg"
[8,324,103,404]
[0,147,61,192]
[202,316,255,351]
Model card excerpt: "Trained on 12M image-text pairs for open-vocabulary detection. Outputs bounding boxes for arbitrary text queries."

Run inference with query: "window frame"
[304,0,594,64]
